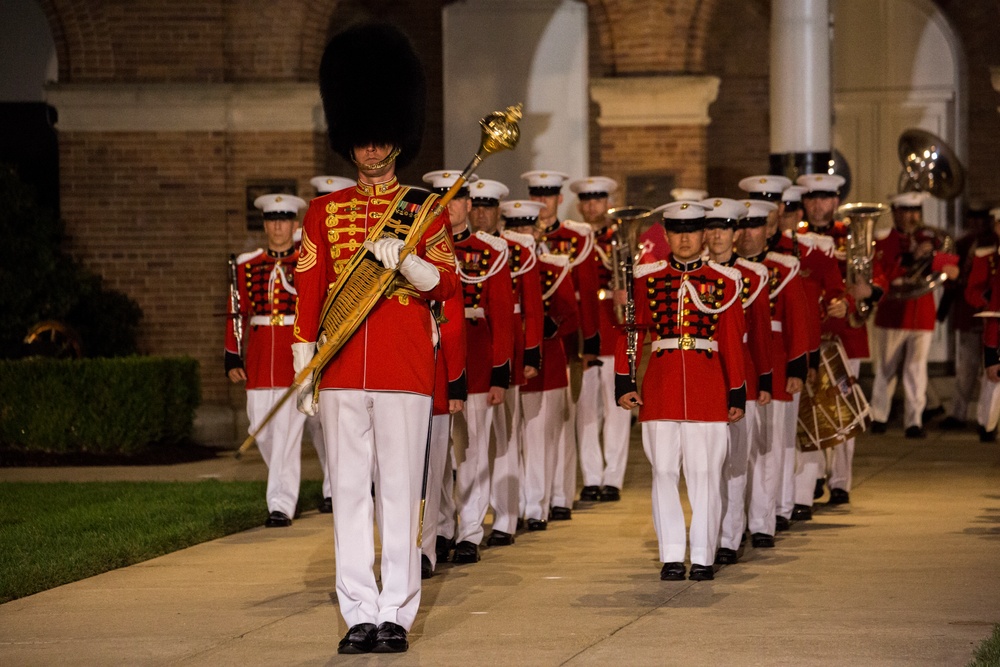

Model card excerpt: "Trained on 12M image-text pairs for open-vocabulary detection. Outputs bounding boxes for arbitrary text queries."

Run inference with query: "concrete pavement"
[1,424,999,666]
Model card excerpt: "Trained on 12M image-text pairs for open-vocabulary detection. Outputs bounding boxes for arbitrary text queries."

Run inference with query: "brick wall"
[599,125,708,197]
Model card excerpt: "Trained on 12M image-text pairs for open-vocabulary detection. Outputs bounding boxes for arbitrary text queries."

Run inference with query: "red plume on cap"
[319,22,426,170]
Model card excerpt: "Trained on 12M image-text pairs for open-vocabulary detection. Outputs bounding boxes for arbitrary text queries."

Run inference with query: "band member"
[637,188,706,265]
[789,174,858,509]
[418,170,472,578]
[735,199,809,548]
[526,169,601,520]
[569,176,632,503]
[868,191,960,438]
[962,206,1000,442]
[293,24,459,654]
[447,178,515,563]
[616,201,747,582]
[701,197,772,565]
[226,193,310,528]
[520,237,580,531]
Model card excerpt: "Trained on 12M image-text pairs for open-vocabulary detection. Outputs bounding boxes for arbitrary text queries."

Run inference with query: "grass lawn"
[970,624,1000,667]
[0,479,322,603]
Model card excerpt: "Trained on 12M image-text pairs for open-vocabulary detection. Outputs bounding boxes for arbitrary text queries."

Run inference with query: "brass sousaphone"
[886,128,964,300]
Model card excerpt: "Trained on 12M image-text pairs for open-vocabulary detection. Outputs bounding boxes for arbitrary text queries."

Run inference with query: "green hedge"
[0,357,200,455]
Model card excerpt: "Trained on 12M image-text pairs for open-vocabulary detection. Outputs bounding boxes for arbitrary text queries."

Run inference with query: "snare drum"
[796,339,870,451]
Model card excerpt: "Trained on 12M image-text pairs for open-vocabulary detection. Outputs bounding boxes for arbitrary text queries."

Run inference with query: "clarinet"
[228,254,244,359]
[623,249,638,384]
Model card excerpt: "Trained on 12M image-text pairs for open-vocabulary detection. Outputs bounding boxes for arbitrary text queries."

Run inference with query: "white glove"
[368,238,440,291]
[292,342,317,416]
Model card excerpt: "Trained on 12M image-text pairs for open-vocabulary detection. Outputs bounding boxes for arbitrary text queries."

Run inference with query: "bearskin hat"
[319,22,427,170]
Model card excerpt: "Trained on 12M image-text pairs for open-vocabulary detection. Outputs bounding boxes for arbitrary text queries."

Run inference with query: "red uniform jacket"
[432,287,468,416]
[874,226,958,331]
[753,251,810,402]
[455,228,515,393]
[293,178,459,395]
[592,224,625,357]
[502,230,545,386]
[615,255,747,423]
[718,255,774,400]
[964,246,1000,368]
[523,254,579,394]
[542,220,601,356]
[224,247,298,389]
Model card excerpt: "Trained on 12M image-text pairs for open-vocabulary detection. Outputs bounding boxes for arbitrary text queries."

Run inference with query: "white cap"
[991,207,1000,220]
[796,173,846,196]
[661,200,710,220]
[700,197,746,222]
[671,187,709,202]
[468,179,510,205]
[421,169,479,192]
[520,170,569,193]
[253,193,307,216]
[739,175,792,201]
[310,175,355,195]
[889,191,931,208]
[568,176,618,197]
[500,200,546,224]
[738,199,778,222]
[782,185,809,204]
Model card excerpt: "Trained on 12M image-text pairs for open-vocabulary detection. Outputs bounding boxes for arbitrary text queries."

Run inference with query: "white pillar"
[770,0,832,176]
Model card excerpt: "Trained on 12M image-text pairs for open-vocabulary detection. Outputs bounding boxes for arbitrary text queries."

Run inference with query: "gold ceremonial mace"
[236,104,523,462]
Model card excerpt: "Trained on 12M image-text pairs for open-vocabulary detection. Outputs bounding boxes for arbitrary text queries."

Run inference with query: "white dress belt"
[651,336,719,352]
[465,307,486,320]
[249,314,295,326]
[771,320,783,332]
[513,303,521,314]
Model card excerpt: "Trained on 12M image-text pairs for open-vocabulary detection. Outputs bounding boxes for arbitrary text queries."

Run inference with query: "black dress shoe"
[526,518,548,531]
[580,485,601,501]
[714,548,738,565]
[775,515,790,532]
[828,488,850,504]
[979,425,997,443]
[599,486,621,502]
[486,530,515,546]
[435,536,454,564]
[660,562,686,580]
[751,532,775,548]
[939,416,967,430]
[870,420,888,434]
[264,511,292,527]
[922,405,944,422]
[451,540,480,564]
[904,425,926,439]
[337,623,378,654]
[319,497,333,514]
[371,621,408,653]
[814,477,826,500]
[550,506,572,520]
[420,554,433,580]
[791,504,813,521]
[516,517,525,531]
[689,564,715,581]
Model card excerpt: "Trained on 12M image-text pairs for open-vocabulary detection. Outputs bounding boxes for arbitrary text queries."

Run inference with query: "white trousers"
[870,327,932,428]
[319,389,429,632]
[826,358,861,493]
[247,388,306,518]
[421,413,452,569]
[490,386,522,535]
[746,402,776,535]
[436,442,456,541]
[521,388,565,521]
[774,395,801,519]
[977,374,1000,430]
[552,372,578,509]
[577,358,633,490]
[305,413,332,499]
[794,448,825,507]
[453,393,496,545]
[720,401,760,551]
[642,420,728,566]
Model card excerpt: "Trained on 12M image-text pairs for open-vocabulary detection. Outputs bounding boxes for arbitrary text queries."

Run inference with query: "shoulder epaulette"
[236,248,264,265]
[475,230,510,254]
[766,251,800,269]
[975,246,997,258]
[707,260,742,284]
[735,257,770,306]
[635,260,667,279]
[539,252,570,267]
[562,220,594,237]
[502,229,536,250]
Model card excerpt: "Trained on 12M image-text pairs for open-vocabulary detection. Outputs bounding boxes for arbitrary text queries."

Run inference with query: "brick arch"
[35,0,116,82]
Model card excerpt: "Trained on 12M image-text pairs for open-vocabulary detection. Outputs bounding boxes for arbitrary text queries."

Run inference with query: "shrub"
[0,357,200,455]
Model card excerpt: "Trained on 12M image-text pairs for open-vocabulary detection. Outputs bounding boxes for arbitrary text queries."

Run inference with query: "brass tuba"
[838,201,889,325]
[885,129,963,300]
